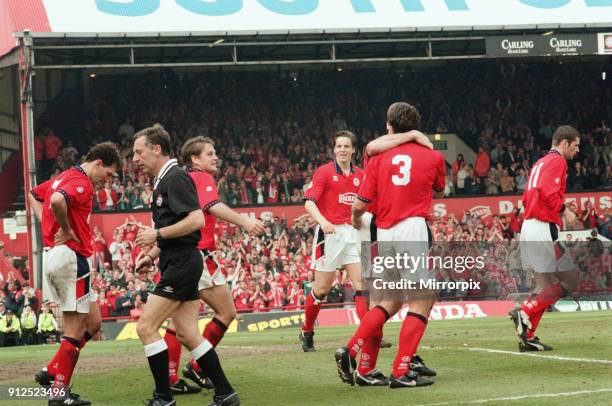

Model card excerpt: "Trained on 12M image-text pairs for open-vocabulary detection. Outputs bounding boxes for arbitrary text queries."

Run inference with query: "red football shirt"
[30,166,94,257]
[357,142,445,228]
[304,161,364,225]
[189,168,221,250]
[233,289,250,311]
[522,150,567,226]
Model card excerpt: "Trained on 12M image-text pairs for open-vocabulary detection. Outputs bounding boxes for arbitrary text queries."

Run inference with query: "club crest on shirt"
[332,175,339,182]
[353,178,360,187]
[555,177,560,184]
[77,187,84,194]
[156,194,163,207]
[206,186,213,192]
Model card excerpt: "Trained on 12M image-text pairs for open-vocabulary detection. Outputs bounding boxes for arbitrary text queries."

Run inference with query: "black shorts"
[153,245,203,302]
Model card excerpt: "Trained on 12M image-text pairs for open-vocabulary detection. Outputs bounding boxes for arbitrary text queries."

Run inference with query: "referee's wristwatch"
[156,229,163,244]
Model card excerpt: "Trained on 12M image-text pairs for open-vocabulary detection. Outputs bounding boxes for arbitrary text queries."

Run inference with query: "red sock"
[188,318,228,374]
[164,329,182,385]
[347,306,389,358]
[526,308,546,339]
[392,312,428,378]
[52,337,81,388]
[357,331,382,376]
[48,333,92,376]
[47,349,61,376]
[301,291,323,332]
[203,318,228,347]
[521,283,566,318]
[190,358,201,374]
[354,291,369,321]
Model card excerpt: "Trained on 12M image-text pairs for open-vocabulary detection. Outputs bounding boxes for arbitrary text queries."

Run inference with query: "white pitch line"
[422,345,612,365]
[413,387,612,406]
[467,347,612,364]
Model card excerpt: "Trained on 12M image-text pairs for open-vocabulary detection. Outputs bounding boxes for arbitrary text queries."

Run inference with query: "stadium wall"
[101,301,517,340]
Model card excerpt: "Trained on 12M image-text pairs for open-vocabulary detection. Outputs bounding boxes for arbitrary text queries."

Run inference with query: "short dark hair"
[552,125,580,146]
[331,130,358,149]
[134,123,172,156]
[84,142,121,169]
[387,102,421,133]
[180,136,215,166]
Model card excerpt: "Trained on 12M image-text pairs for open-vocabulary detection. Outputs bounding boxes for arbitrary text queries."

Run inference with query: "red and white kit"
[188,168,226,289]
[31,166,95,313]
[520,150,574,273]
[305,161,364,272]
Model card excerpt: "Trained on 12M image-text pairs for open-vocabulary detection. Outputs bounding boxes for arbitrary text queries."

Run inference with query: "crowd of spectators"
[32,61,611,211]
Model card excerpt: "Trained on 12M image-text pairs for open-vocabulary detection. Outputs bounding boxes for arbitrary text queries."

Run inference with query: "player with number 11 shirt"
[510,125,580,353]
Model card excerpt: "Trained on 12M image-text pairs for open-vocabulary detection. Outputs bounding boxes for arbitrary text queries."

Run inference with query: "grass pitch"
[1,311,611,406]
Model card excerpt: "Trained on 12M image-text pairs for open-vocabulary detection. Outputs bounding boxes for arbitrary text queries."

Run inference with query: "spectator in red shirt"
[43,129,63,175]
[475,146,491,193]
[97,181,118,211]
[286,281,304,310]
[34,133,45,178]
[92,225,107,267]
[97,291,112,319]
[250,285,267,312]
[105,284,119,306]
[232,281,250,312]
[265,281,285,310]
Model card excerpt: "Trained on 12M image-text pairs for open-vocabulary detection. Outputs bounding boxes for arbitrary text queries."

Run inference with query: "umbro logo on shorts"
[163,286,174,294]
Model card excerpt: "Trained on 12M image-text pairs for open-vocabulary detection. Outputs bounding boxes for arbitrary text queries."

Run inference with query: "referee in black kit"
[133,124,239,406]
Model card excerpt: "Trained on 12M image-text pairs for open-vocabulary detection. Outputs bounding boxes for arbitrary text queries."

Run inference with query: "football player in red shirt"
[352,130,437,384]
[336,102,445,388]
[299,130,367,352]
[29,142,121,405]
[510,126,580,352]
[156,136,265,396]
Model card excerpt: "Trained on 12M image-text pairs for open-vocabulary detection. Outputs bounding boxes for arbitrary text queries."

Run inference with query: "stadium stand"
[25,62,611,213]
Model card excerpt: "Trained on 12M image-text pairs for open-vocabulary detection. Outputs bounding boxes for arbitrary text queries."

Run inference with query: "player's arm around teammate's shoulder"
[365,129,433,156]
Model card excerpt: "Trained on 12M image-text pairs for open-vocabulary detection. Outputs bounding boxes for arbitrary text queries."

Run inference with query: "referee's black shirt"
[152,162,201,248]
